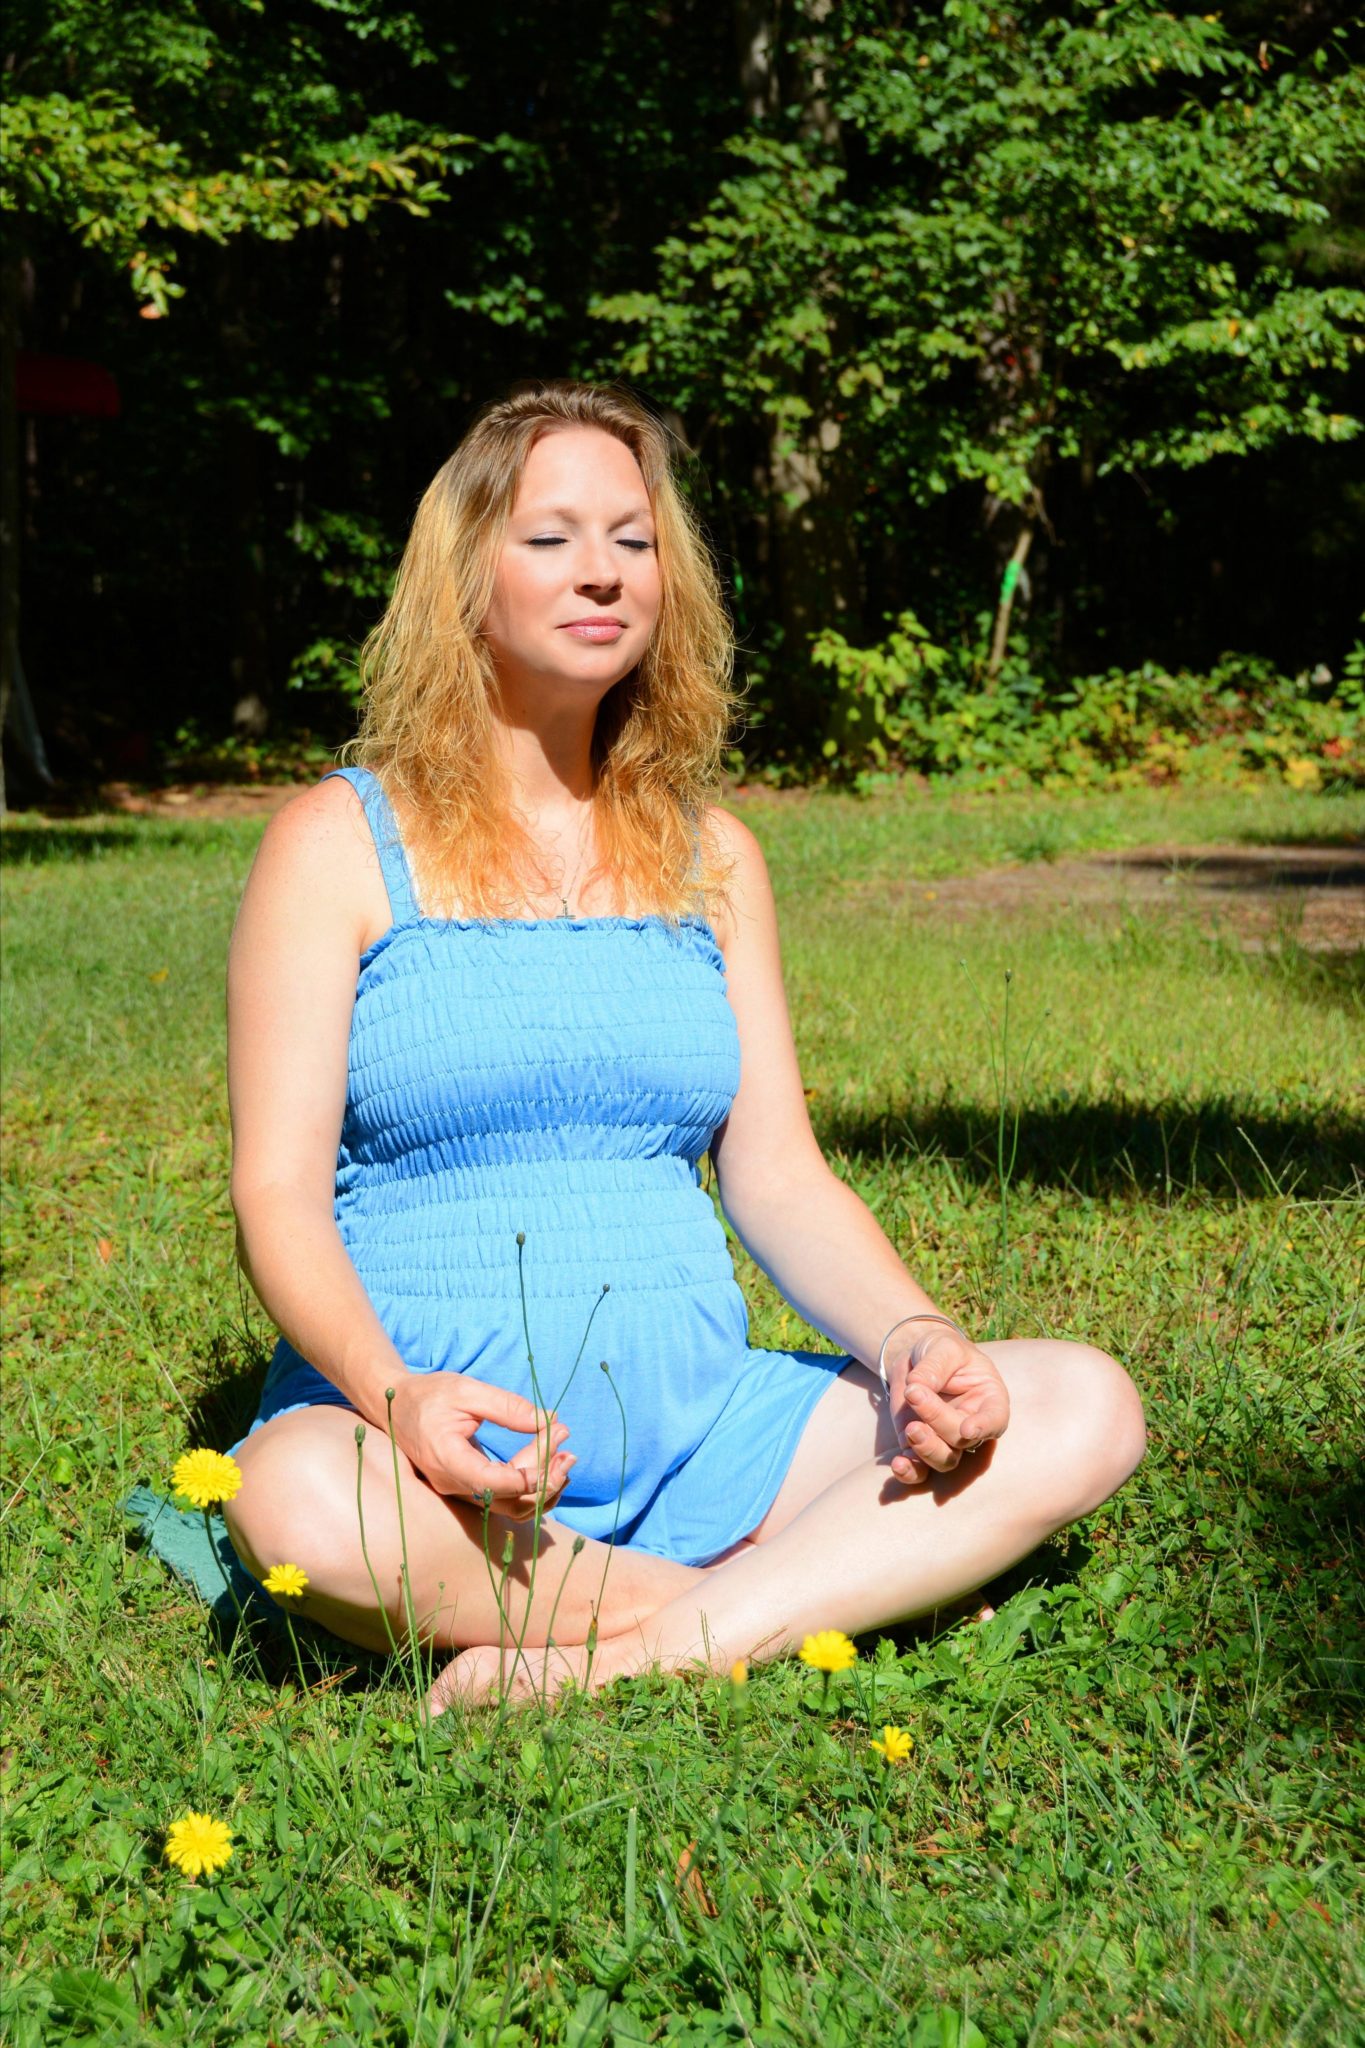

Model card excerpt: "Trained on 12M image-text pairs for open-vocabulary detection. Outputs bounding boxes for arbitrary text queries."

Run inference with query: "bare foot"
[426,1640,601,1715]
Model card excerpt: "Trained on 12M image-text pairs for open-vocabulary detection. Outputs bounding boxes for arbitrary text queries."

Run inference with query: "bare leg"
[224,1405,704,1656]
[433,1339,1146,1706]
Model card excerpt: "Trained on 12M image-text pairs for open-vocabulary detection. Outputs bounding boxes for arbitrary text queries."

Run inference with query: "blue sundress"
[243,766,847,1565]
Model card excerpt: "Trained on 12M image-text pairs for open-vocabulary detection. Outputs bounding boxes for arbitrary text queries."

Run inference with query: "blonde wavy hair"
[346,380,738,920]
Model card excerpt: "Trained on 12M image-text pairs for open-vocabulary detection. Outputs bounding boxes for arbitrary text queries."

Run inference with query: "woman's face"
[483,425,661,712]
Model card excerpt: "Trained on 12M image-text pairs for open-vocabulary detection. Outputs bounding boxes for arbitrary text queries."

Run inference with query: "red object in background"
[16,353,121,418]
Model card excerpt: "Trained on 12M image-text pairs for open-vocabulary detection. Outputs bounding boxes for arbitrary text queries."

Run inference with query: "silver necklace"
[553,833,589,918]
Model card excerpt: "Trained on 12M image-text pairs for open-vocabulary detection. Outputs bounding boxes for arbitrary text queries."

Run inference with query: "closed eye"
[527,537,654,551]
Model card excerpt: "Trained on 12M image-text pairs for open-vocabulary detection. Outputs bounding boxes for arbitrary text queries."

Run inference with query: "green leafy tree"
[596,0,1364,729]
[1,2,743,788]
[3,2,1360,786]
[1,0,462,312]
[0,0,471,793]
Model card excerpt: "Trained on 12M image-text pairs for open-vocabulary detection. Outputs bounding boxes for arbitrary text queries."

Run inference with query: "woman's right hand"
[387,1373,575,1521]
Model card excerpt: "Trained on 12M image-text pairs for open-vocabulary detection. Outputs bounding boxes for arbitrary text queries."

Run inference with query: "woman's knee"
[1035,1342,1147,1520]
[224,1426,361,1585]
[1019,1335,1146,1531]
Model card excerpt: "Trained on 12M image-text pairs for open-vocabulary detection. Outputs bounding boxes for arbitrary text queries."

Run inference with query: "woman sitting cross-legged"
[223,379,1146,1708]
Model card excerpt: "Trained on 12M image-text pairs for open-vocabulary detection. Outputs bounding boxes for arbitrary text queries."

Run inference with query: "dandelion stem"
[589,1358,630,1682]
[540,1533,586,1681]
[281,1606,310,1702]
[548,1281,610,1424]
[353,1424,403,1662]
[959,961,1047,1339]
[499,1236,552,1707]
[386,1386,429,1726]
[477,1492,514,1678]
[997,967,1013,1297]
[202,1506,250,1638]
[478,1491,525,1740]
[502,1239,613,1708]
[624,1802,638,1950]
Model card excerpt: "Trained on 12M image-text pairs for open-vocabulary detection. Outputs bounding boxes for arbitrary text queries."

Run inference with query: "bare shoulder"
[703,803,777,951]
[254,773,368,868]
[236,774,390,952]
[704,803,770,887]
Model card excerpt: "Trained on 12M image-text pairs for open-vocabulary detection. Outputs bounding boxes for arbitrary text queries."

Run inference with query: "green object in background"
[1001,560,1021,600]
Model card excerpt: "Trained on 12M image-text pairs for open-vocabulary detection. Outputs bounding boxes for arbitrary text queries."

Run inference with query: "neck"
[491,681,602,821]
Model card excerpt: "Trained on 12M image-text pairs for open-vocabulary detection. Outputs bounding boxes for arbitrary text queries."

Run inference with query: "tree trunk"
[734,0,779,120]
[749,0,864,691]
[770,416,861,656]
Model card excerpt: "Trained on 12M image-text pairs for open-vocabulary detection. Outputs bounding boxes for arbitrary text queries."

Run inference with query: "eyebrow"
[524,504,655,530]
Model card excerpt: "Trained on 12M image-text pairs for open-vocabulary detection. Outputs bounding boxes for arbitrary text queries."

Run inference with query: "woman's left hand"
[886,1329,1010,1485]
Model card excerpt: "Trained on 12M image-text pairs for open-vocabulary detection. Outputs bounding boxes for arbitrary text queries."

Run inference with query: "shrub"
[810,614,1365,792]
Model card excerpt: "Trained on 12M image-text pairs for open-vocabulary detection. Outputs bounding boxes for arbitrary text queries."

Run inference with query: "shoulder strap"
[322,766,419,923]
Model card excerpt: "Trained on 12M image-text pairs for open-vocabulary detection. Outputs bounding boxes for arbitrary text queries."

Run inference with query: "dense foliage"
[2,1,1362,788]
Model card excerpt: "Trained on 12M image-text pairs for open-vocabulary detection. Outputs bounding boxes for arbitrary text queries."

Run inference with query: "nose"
[575,534,622,597]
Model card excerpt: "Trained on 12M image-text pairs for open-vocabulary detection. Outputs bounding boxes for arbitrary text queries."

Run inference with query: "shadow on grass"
[187,1328,274,1455]
[1107,847,1365,890]
[1232,826,1365,853]
[816,1093,1364,1201]
[871,1528,1096,1661]
[1251,944,1365,1017]
[1,820,252,864]
[1181,1463,1365,1717]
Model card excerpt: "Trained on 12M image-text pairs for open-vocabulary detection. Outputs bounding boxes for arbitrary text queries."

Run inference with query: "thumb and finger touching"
[459,1382,564,1437]
[904,1377,998,1450]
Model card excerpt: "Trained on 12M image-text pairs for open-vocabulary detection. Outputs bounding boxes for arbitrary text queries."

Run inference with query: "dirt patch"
[91,780,307,820]
[871,843,1365,953]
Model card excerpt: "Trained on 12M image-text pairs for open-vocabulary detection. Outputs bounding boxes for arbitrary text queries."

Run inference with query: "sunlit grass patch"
[2,784,1362,2046]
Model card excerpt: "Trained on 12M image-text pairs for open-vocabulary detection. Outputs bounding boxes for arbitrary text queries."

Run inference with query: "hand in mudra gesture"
[387,1373,574,1521]
[884,1324,1010,1486]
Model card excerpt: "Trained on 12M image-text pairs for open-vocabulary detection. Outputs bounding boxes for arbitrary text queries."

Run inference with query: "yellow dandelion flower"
[798,1629,858,1675]
[164,1811,234,1878]
[262,1563,309,1600]
[870,1724,914,1765]
[730,1659,749,1687]
[172,1449,243,1511]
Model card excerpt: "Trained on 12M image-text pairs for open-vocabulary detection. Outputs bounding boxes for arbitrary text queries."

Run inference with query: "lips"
[559,619,626,642]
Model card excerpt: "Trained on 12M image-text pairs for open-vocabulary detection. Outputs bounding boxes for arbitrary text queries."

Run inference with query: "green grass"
[2,784,1362,2047]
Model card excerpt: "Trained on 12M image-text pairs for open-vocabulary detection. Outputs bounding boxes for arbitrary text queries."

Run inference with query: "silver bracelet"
[877,1312,967,1396]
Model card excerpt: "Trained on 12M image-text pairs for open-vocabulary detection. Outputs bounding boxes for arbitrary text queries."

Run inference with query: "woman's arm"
[706,808,1008,1480]
[228,779,572,1513]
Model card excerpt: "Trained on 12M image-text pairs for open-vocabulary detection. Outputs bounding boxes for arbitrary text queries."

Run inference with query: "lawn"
[2,782,1362,2047]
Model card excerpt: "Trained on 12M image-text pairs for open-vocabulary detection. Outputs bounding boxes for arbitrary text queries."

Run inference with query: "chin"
[555,647,642,688]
